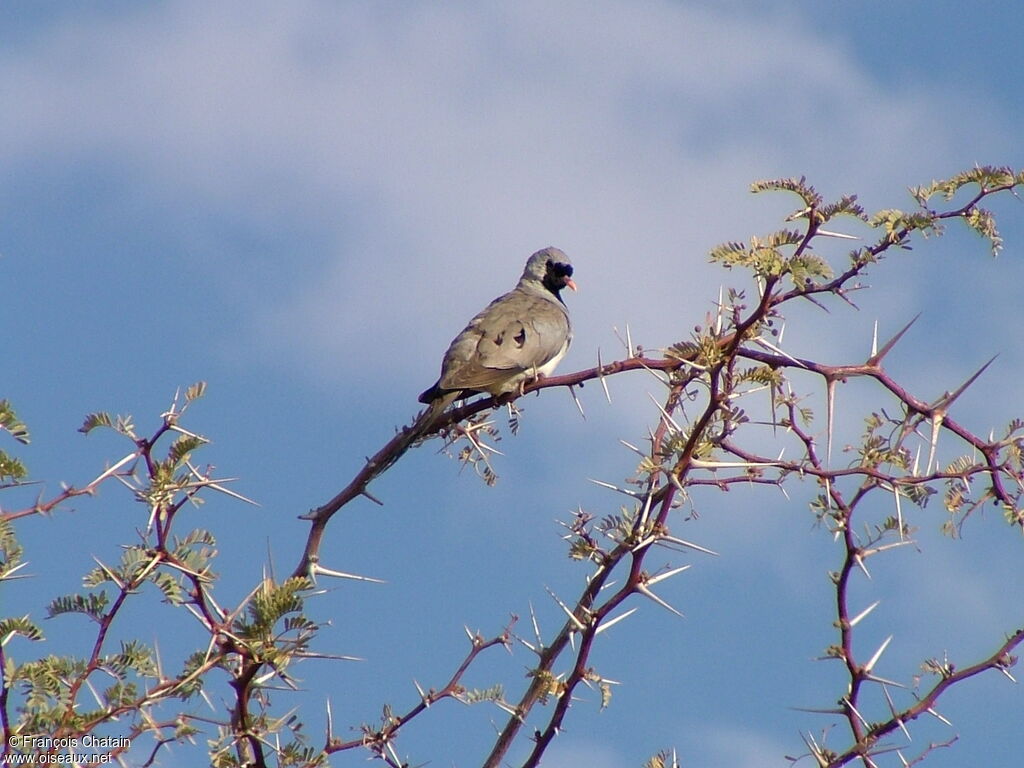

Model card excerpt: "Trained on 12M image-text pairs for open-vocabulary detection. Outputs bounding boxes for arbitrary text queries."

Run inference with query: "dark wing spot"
[514,326,527,347]
[493,331,505,346]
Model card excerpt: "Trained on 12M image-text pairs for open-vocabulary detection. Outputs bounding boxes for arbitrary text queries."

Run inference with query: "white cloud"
[1,0,1015,393]
[3,7,1021,766]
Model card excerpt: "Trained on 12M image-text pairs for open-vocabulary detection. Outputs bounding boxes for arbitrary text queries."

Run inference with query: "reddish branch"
[6,171,1022,768]
[328,619,516,766]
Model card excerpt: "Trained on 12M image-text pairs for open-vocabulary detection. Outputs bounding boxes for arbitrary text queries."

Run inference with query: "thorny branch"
[327,619,516,766]
[3,168,1023,767]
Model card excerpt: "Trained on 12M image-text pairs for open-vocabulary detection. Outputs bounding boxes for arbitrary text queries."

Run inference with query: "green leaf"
[765,228,805,248]
[105,639,157,677]
[168,434,205,466]
[78,411,114,434]
[750,176,823,209]
[463,683,505,705]
[708,240,747,267]
[0,400,30,444]
[152,571,187,604]
[910,166,1019,205]
[79,411,136,438]
[47,591,109,622]
[785,253,834,286]
[963,206,1003,256]
[178,528,217,548]
[102,680,139,707]
[737,366,784,387]
[0,450,28,483]
[238,577,314,640]
[174,651,210,700]
[819,194,867,222]
[0,517,25,579]
[0,615,44,644]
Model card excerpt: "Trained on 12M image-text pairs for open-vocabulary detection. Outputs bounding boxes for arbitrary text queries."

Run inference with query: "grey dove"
[415,247,576,431]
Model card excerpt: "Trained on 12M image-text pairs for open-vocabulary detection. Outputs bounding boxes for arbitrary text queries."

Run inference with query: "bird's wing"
[437,289,570,393]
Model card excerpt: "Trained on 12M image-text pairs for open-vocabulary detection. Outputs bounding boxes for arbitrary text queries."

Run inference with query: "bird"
[414,247,576,433]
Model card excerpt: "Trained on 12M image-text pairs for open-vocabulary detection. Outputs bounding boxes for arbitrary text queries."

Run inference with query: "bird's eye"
[547,260,573,277]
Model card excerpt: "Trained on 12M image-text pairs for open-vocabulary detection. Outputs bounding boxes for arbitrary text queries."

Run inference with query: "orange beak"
[565,278,577,292]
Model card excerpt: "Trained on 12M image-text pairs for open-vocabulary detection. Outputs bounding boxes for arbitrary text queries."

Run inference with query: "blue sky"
[2,2,1023,766]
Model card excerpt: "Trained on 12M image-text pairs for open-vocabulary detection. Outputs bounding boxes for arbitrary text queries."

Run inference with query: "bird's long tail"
[406,390,460,445]
[297,392,463,528]
[372,391,461,477]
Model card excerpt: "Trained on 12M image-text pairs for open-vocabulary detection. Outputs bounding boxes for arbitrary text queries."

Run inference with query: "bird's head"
[521,247,576,297]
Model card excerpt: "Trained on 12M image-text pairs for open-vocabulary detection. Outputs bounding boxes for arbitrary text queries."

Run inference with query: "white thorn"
[312,564,386,584]
[588,477,642,498]
[91,556,126,590]
[854,552,871,579]
[83,678,104,709]
[816,228,860,240]
[926,706,953,727]
[656,534,719,556]
[715,285,725,335]
[529,601,543,647]
[848,600,881,628]
[843,697,871,729]
[595,607,639,635]
[690,457,781,470]
[630,533,658,553]
[568,384,586,420]
[927,413,942,475]
[596,348,612,404]
[864,673,904,688]
[751,334,808,368]
[791,706,845,715]
[645,565,692,587]
[864,635,893,673]
[637,489,655,527]
[647,392,683,434]
[892,483,905,540]
[861,539,916,558]
[545,586,587,630]
[636,584,684,618]
[619,439,645,457]
[882,684,912,740]
[493,699,518,716]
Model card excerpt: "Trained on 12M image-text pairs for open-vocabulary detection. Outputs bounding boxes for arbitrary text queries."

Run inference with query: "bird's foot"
[520,372,550,397]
